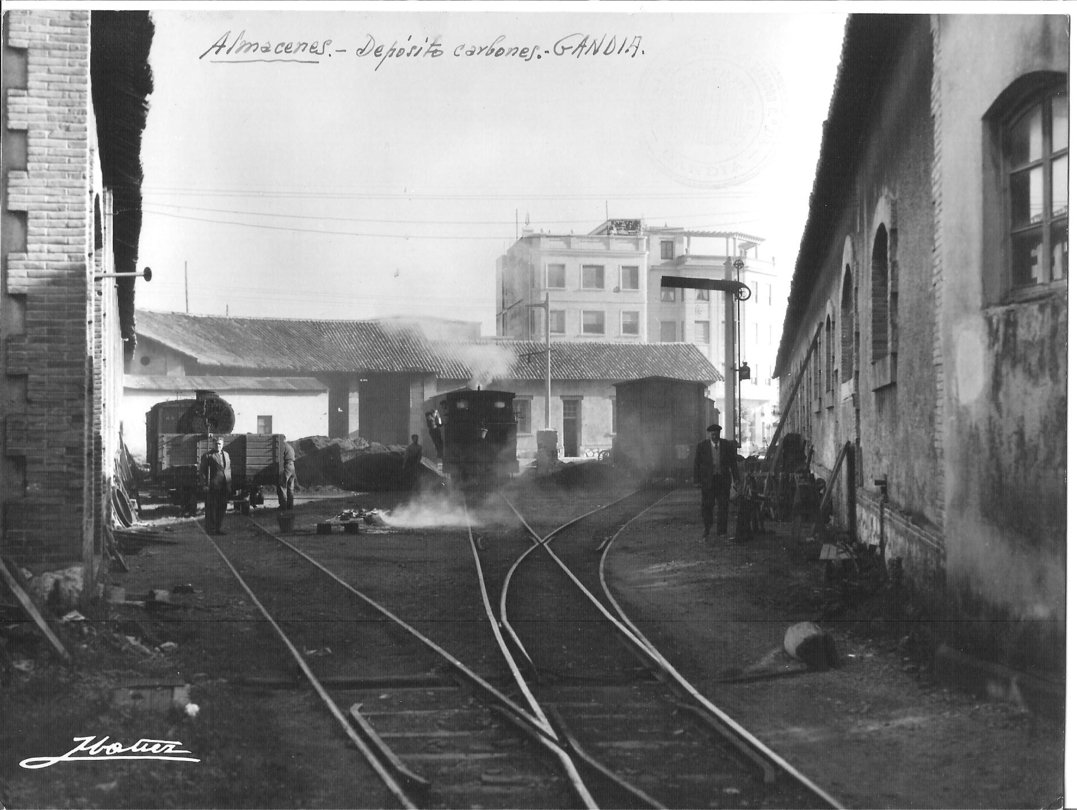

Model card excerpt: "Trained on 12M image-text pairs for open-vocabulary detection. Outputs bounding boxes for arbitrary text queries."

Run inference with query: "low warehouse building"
[774,14,1066,678]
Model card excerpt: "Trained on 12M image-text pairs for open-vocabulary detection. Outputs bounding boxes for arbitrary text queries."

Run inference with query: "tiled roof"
[135,310,720,384]
[125,375,326,393]
[136,310,452,373]
[449,339,721,384]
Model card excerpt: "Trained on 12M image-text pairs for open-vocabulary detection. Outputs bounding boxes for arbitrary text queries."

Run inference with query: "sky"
[127,5,849,332]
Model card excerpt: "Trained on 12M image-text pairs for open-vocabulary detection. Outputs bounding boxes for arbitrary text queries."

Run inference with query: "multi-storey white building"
[496,220,787,453]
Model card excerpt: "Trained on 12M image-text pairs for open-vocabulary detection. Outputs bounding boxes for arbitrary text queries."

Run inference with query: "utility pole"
[184,260,189,314]
[541,292,551,429]
[495,294,552,429]
[723,257,736,437]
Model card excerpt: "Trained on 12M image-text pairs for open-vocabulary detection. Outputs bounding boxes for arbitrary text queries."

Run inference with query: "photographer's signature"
[20,736,199,769]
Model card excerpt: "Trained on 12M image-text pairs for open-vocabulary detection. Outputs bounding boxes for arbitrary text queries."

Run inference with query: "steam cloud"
[436,342,517,390]
[376,491,505,530]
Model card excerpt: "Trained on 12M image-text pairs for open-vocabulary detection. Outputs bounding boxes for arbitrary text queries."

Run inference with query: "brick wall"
[2,10,95,570]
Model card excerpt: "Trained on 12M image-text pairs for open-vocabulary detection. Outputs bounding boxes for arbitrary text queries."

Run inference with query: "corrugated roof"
[124,375,326,393]
[135,310,720,384]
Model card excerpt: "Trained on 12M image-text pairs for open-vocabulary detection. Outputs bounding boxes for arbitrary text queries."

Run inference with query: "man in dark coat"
[401,434,423,493]
[693,423,740,543]
[200,435,232,535]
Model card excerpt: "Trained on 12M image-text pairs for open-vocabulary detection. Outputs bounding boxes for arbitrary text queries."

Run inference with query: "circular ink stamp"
[643,45,785,188]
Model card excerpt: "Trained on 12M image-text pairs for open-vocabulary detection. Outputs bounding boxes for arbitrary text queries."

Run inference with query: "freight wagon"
[146,391,285,513]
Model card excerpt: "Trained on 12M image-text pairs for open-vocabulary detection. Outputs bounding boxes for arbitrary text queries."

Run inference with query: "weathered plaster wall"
[936,15,1067,671]
[128,336,191,376]
[852,20,939,532]
[780,17,943,594]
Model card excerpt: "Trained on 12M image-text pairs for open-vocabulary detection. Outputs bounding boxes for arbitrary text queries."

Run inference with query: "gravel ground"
[0,471,1065,809]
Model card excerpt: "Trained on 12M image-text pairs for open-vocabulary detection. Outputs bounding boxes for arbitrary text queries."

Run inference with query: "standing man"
[693,423,739,543]
[277,439,297,511]
[200,435,232,535]
[424,410,444,460]
[401,434,423,494]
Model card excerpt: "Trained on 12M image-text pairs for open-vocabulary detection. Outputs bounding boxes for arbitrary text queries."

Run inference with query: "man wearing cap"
[693,423,740,543]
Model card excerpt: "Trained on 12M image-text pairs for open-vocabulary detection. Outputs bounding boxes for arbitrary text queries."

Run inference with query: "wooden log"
[0,558,71,664]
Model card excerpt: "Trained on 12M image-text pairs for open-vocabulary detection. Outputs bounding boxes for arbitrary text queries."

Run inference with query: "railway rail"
[205,514,586,809]
[204,485,841,809]
[496,488,841,809]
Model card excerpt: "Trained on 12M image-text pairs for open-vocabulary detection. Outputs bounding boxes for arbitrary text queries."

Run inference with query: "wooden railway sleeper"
[673,701,777,784]
[485,703,600,808]
[347,703,431,798]
[546,706,666,810]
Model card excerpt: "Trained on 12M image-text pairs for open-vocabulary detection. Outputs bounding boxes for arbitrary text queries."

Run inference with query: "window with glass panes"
[513,399,532,434]
[581,265,604,289]
[582,311,605,335]
[547,263,566,288]
[660,240,674,259]
[620,265,639,290]
[621,311,640,335]
[660,287,676,302]
[1007,86,1068,287]
[694,320,710,344]
[549,309,566,334]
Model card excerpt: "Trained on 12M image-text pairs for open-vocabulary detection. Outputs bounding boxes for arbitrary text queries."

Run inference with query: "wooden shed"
[612,377,715,480]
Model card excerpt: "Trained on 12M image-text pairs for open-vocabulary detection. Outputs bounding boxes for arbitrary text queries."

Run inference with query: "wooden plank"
[819,440,852,511]
[0,557,71,664]
[765,321,824,477]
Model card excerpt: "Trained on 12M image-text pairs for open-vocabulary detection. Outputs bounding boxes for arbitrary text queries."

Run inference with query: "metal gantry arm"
[660,272,751,440]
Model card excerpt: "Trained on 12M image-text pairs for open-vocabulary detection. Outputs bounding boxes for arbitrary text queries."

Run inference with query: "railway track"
[206,511,587,809]
[494,487,841,808]
[206,485,841,808]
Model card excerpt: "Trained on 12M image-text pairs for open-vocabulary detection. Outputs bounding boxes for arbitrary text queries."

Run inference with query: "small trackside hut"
[611,376,715,481]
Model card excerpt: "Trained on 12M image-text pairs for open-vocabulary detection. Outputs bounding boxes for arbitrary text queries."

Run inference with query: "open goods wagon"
[146,392,284,513]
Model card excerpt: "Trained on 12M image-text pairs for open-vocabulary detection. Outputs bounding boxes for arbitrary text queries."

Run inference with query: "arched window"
[1005,84,1067,288]
[811,328,821,410]
[840,266,855,383]
[984,72,1068,304]
[824,313,834,394]
[93,194,103,251]
[871,225,890,362]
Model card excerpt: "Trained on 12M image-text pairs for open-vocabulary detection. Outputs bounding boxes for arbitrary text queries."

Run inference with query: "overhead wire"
[141,207,772,241]
[141,202,763,228]
[139,185,763,201]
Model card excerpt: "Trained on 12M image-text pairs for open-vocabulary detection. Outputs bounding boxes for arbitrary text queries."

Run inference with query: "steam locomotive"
[146,390,285,513]
[428,388,519,489]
